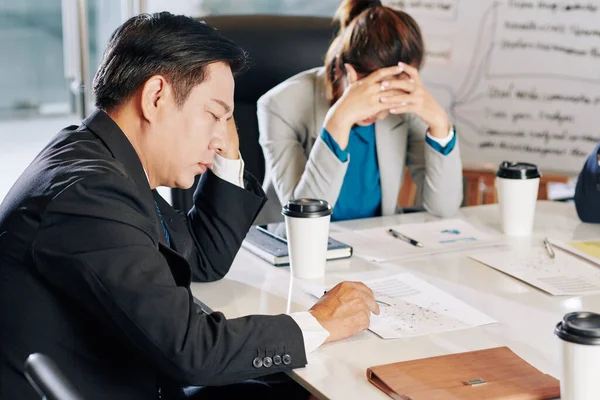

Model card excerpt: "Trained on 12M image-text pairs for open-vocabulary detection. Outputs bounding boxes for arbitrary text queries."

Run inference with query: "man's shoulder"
[0,125,132,223]
[41,126,133,194]
[50,125,127,173]
[0,124,146,264]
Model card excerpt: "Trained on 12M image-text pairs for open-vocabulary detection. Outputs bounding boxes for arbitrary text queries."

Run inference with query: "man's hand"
[215,118,240,160]
[309,281,379,343]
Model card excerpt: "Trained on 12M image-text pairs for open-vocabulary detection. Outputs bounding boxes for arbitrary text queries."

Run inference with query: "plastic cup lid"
[555,312,600,345]
[281,198,332,218]
[496,161,541,180]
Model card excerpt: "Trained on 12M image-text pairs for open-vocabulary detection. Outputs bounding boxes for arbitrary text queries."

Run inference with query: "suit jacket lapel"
[375,115,407,216]
[84,110,193,285]
[82,109,164,245]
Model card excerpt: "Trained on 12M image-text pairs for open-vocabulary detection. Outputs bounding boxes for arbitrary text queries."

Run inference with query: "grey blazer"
[256,67,463,224]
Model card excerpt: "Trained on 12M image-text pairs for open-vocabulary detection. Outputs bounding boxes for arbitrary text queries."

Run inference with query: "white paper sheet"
[470,247,600,296]
[303,273,496,339]
[330,219,504,263]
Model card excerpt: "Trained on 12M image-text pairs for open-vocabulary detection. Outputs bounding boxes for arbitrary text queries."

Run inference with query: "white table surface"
[190,201,600,399]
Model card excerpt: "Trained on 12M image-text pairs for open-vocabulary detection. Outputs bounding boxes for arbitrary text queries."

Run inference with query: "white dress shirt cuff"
[289,311,330,354]
[426,125,455,147]
[210,152,245,188]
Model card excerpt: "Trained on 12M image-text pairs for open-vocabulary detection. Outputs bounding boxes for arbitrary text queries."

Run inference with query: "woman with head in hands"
[257,0,462,224]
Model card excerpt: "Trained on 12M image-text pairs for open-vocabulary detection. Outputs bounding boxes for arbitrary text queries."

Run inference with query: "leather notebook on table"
[242,224,352,266]
[366,347,560,400]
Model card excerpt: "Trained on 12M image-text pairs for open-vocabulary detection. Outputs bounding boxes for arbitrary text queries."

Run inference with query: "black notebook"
[242,224,353,266]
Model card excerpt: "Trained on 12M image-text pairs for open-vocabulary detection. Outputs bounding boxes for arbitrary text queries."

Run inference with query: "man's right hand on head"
[308,281,379,344]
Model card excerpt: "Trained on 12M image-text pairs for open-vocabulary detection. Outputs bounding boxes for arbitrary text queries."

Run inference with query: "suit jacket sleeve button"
[282,354,291,365]
[263,356,273,368]
[252,357,263,368]
[273,355,282,366]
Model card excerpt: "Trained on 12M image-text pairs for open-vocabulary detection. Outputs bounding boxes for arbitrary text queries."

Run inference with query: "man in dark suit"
[575,143,600,222]
[0,13,378,400]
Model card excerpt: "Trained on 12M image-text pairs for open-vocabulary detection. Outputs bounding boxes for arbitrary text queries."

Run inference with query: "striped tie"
[154,201,171,247]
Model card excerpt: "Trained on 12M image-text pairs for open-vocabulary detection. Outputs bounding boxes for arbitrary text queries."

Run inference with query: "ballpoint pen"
[388,228,424,248]
[323,291,391,307]
[543,237,555,259]
[374,299,392,307]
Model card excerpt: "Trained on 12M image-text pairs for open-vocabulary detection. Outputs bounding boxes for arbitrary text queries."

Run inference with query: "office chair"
[24,353,84,400]
[171,15,336,212]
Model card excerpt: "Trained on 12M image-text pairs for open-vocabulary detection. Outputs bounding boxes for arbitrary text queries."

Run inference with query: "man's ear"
[140,75,168,122]
[344,63,359,84]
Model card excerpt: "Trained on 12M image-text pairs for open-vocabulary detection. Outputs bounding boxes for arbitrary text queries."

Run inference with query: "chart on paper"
[330,219,504,262]
[302,273,496,339]
[470,247,600,296]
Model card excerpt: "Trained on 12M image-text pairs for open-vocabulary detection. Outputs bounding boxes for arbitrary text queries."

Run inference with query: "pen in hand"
[388,228,423,248]
[543,237,555,259]
[323,291,391,307]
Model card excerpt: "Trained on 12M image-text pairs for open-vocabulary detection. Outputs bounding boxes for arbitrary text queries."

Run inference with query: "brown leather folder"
[367,347,560,400]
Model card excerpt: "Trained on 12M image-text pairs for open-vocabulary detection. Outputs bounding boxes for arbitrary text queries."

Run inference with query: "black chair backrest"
[24,353,84,400]
[171,15,337,211]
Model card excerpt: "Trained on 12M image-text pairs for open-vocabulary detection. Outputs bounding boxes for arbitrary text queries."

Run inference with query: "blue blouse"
[321,124,456,221]
[321,124,382,221]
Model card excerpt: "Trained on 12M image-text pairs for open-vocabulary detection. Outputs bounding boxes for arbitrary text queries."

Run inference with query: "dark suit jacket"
[575,143,600,223]
[0,110,306,400]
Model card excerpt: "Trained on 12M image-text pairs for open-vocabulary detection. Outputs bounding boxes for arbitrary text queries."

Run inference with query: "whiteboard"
[384,0,600,174]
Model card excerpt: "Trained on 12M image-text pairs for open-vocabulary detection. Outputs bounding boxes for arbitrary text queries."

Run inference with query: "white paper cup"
[555,312,600,400]
[282,199,332,279]
[495,161,541,235]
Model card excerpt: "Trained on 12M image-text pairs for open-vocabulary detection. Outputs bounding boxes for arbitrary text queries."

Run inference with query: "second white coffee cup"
[282,199,332,279]
[495,161,541,235]
[555,312,600,400]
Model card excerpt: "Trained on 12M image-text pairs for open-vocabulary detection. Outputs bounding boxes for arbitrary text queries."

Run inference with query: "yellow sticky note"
[568,241,600,260]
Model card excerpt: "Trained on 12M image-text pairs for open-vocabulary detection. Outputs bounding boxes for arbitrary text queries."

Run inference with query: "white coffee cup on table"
[555,312,600,400]
[495,161,541,235]
[282,198,332,279]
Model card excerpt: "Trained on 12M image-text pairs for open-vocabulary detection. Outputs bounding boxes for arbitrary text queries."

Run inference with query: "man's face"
[155,62,234,189]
